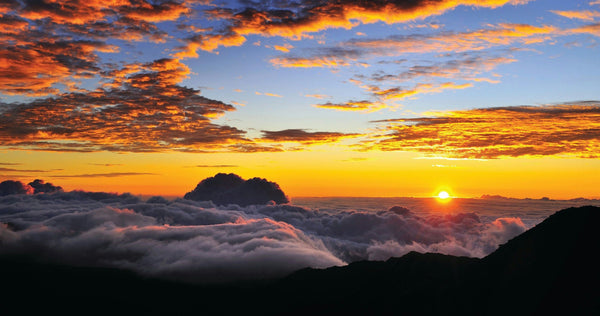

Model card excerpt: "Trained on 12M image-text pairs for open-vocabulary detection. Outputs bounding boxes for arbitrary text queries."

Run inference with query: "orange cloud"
[569,23,600,37]
[0,0,195,95]
[270,56,351,68]
[0,58,267,153]
[305,94,331,99]
[552,10,600,21]
[255,91,283,98]
[179,0,530,54]
[367,102,600,159]
[273,43,294,53]
[314,100,387,113]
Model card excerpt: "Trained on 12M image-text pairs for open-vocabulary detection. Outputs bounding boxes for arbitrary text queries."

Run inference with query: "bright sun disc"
[438,191,450,199]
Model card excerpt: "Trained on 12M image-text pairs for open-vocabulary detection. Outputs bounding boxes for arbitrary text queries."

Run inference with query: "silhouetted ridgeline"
[2,206,598,315]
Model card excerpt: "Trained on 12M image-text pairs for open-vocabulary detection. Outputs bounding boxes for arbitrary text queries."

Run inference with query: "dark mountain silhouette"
[2,206,598,315]
[183,173,289,206]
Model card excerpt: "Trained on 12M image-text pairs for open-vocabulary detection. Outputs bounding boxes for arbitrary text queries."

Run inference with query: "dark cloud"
[184,173,289,206]
[367,101,600,159]
[260,129,360,143]
[0,180,33,196]
[28,179,63,194]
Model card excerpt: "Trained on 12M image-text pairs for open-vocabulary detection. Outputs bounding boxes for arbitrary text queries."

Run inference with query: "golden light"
[438,191,450,199]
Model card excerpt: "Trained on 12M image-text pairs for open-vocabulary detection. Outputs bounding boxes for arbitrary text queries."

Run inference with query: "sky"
[1,0,600,199]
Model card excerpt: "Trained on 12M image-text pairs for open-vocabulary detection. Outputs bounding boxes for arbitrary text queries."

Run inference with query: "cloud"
[88,163,124,167]
[270,55,352,68]
[357,54,517,84]
[28,179,63,194]
[366,82,474,100]
[0,180,33,196]
[0,187,533,282]
[260,129,360,144]
[304,94,331,99]
[190,165,239,168]
[51,173,158,178]
[273,43,294,52]
[178,0,530,54]
[569,23,600,37]
[366,101,600,159]
[0,168,52,173]
[552,10,600,22]
[184,173,289,206]
[0,58,267,153]
[0,0,200,95]
[314,100,387,112]
[271,23,556,69]
[255,91,283,97]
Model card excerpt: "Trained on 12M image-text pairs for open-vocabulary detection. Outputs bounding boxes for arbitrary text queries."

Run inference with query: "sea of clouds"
[0,190,538,283]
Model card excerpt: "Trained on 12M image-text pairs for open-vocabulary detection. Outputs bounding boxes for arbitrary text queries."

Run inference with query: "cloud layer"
[177,0,530,55]
[0,184,535,282]
[367,101,600,159]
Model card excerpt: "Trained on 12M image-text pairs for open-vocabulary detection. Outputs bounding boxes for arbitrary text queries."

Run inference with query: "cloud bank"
[0,181,532,283]
[367,101,600,159]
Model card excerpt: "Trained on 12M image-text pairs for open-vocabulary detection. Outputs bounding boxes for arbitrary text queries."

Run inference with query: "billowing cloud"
[184,173,289,206]
[28,179,63,194]
[0,180,33,196]
[177,0,530,55]
[366,101,600,159]
[0,58,267,153]
[0,186,537,282]
[0,0,201,95]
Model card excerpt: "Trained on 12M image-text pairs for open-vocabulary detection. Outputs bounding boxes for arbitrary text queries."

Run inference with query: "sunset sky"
[1,0,599,198]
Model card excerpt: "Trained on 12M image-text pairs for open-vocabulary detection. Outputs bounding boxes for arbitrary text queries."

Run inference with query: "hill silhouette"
[1,206,598,315]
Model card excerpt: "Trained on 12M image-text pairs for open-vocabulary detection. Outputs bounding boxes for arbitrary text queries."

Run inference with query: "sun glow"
[438,191,450,199]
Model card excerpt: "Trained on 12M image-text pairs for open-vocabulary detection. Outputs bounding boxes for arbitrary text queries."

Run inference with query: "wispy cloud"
[270,23,556,69]
[187,165,239,168]
[255,91,283,98]
[314,100,388,113]
[260,129,360,144]
[552,10,600,21]
[0,167,53,173]
[52,172,158,178]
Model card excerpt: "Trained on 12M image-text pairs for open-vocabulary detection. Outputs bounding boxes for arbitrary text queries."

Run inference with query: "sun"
[437,191,450,200]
